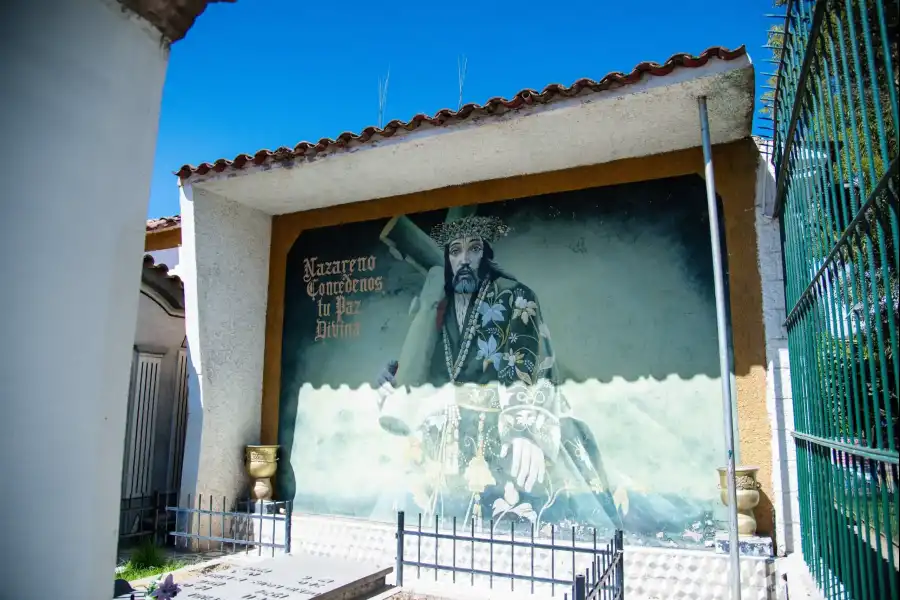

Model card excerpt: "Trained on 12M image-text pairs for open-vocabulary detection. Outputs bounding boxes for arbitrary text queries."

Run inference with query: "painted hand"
[501,437,545,493]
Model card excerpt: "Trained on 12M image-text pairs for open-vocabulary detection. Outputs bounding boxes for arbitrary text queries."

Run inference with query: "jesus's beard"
[452,266,479,293]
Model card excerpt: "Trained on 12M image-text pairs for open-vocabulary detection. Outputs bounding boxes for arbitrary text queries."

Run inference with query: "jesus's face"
[448,236,484,293]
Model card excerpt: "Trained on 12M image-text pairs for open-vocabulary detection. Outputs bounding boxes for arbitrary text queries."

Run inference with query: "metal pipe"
[698,96,742,600]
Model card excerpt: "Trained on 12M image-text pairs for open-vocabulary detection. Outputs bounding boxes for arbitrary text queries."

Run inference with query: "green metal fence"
[768,0,898,598]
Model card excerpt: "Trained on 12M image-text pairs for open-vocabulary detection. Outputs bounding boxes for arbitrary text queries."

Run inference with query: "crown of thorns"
[429,216,510,247]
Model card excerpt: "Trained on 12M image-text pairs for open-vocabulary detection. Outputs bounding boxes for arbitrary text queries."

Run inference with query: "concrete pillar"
[178,186,272,506]
[0,0,168,597]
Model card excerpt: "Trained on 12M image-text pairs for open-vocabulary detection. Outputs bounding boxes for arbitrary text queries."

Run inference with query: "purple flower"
[149,574,180,599]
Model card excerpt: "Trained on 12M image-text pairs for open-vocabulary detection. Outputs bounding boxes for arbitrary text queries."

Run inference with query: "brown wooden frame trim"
[260,140,773,534]
[145,227,182,251]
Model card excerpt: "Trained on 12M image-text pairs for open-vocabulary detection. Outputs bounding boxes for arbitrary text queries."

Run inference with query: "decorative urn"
[245,445,279,501]
[717,465,762,535]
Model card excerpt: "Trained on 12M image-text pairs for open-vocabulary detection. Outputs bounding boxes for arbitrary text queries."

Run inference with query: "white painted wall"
[149,247,183,279]
[0,0,168,596]
[754,139,800,557]
[179,185,272,504]
[133,291,186,492]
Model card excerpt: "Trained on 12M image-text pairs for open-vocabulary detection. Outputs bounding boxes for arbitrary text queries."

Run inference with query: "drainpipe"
[698,96,742,600]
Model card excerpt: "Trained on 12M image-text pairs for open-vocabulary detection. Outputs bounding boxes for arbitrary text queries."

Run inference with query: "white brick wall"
[753,139,802,558]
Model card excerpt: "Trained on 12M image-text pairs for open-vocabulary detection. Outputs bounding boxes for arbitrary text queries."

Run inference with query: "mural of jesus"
[376,215,625,533]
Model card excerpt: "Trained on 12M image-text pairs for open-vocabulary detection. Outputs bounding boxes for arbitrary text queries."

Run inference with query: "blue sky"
[148,0,773,218]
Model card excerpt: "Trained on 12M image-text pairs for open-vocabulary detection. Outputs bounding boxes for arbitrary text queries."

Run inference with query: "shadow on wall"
[178,345,204,502]
[276,175,751,544]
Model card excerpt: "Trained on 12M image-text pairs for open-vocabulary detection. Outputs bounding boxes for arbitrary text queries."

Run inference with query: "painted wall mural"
[278,176,728,548]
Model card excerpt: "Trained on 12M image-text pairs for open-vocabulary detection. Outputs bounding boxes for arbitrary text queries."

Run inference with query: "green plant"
[129,541,167,569]
[117,559,186,583]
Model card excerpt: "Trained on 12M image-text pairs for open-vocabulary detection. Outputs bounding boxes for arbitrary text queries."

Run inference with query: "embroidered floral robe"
[404,274,622,532]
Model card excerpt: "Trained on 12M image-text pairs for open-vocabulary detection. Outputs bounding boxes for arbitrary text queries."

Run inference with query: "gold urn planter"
[717,465,762,535]
[245,445,279,501]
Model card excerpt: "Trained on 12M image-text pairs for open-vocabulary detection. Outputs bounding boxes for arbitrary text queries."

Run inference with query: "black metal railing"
[118,490,178,547]
[394,511,624,599]
[166,495,292,557]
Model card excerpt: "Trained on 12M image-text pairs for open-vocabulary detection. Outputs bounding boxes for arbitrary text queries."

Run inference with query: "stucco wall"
[712,142,774,536]
[0,0,169,595]
[178,143,773,547]
[179,187,272,503]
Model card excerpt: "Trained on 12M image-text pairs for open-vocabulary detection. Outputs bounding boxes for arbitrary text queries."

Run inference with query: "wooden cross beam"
[377,205,476,274]
[376,206,476,417]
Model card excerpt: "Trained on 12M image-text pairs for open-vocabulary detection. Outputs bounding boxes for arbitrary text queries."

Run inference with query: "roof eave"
[187,53,754,216]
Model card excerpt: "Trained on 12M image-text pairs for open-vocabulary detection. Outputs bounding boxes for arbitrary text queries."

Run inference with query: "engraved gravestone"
[175,554,391,600]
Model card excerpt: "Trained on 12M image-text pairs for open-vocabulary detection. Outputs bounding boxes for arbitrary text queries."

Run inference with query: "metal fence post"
[396,511,405,588]
[153,491,160,546]
[284,500,292,554]
[616,529,625,598]
[574,574,586,600]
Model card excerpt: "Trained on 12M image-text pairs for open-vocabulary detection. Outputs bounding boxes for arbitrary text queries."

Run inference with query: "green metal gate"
[768,0,898,598]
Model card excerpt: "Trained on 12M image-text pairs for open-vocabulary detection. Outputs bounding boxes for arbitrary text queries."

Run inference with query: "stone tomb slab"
[177,553,392,600]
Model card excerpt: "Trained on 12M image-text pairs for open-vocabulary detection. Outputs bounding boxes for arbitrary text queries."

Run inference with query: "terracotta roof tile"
[119,0,235,43]
[142,255,184,314]
[176,46,747,181]
[143,253,180,278]
[146,215,181,232]
[143,254,183,287]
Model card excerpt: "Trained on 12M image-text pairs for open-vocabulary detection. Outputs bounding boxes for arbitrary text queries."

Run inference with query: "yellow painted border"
[260,140,773,534]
